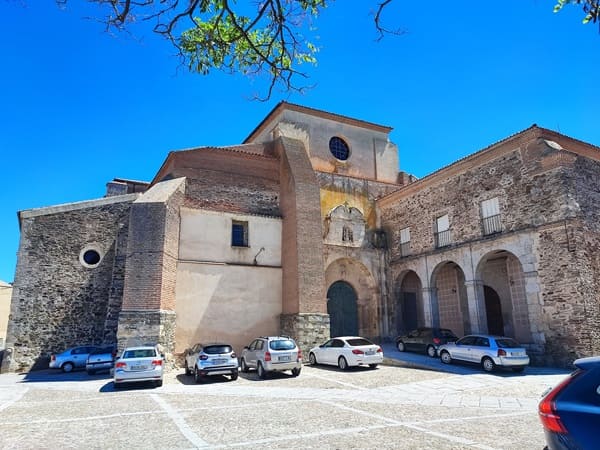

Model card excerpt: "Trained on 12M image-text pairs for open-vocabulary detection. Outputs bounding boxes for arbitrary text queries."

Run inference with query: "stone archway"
[327,281,358,337]
[393,270,424,335]
[484,285,504,335]
[476,250,532,342]
[430,261,469,337]
[325,258,379,340]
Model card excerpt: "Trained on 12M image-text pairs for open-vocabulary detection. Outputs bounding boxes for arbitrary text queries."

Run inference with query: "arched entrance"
[484,286,504,335]
[327,281,358,337]
[394,271,423,335]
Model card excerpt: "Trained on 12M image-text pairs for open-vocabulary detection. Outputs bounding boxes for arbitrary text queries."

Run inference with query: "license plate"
[365,351,375,356]
[511,352,523,356]
[212,359,227,365]
[131,365,146,370]
[279,356,290,362]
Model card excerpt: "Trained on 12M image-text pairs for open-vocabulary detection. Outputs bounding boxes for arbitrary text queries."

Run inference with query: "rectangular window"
[481,197,502,235]
[435,214,451,248]
[399,227,411,257]
[231,220,249,247]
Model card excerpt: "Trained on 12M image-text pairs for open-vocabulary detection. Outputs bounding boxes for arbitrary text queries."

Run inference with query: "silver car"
[438,334,530,373]
[184,343,239,383]
[240,336,302,379]
[49,346,98,373]
[113,345,164,388]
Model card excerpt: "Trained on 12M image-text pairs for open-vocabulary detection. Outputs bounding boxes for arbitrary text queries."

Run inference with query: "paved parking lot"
[0,355,569,449]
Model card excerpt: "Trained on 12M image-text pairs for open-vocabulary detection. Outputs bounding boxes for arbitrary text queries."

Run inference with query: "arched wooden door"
[327,281,358,337]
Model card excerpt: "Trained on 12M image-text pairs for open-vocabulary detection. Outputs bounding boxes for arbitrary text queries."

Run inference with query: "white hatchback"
[113,345,164,388]
[308,336,383,370]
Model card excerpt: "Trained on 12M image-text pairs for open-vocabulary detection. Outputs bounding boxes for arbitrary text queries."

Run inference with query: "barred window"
[329,136,350,161]
[399,227,411,257]
[231,220,249,247]
[481,197,502,235]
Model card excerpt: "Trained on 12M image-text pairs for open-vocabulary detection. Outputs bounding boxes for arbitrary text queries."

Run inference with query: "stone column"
[523,270,545,348]
[421,287,437,327]
[464,280,487,333]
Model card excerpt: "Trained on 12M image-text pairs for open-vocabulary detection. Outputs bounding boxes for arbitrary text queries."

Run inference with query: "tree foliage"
[55,0,400,100]
[53,1,596,100]
[554,0,600,25]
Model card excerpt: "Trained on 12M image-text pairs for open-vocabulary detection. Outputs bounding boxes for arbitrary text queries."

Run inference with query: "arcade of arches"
[391,250,532,343]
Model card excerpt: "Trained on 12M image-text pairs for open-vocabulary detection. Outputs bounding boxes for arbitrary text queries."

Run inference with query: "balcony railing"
[482,214,502,236]
[434,229,451,248]
[400,241,411,257]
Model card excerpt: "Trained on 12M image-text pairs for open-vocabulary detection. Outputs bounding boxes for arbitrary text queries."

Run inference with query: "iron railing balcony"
[400,241,411,257]
[434,229,451,248]
[482,214,502,235]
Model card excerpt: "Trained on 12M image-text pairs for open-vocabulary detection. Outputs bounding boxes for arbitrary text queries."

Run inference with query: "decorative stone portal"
[327,281,359,337]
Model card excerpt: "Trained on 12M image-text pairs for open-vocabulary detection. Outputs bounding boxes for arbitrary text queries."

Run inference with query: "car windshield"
[495,338,521,348]
[269,340,295,351]
[204,345,232,354]
[123,349,156,359]
[346,338,373,346]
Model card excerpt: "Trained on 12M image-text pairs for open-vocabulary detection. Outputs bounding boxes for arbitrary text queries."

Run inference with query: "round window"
[79,246,103,268]
[329,137,350,161]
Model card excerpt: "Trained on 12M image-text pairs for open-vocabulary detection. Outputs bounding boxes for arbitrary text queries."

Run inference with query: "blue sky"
[1,1,599,283]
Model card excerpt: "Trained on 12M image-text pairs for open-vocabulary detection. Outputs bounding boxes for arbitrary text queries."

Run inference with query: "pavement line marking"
[2,410,164,425]
[0,387,28,412]
[150,393,209,448]
[319,398,498,450]
[302,372,368,390]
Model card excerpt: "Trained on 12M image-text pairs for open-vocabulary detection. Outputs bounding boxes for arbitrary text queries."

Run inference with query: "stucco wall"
[0,282,12,348]
[175,208,283,354]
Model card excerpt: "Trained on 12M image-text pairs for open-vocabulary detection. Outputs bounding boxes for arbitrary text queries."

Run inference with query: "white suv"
[240,336,302,379]
[184,343,239,383]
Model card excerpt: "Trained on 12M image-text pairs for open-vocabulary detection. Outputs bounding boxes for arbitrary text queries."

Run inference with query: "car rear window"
[204,345,232,354]
[346,338,373,346]
[495,338,520,348]
[439,329,457,338]
[123,349,157,359]
[269,340,295,351]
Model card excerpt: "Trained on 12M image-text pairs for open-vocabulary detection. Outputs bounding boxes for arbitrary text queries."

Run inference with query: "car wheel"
[62,362,74,373]
[396,341,405,352]
[194,367,202,383]
[291,367,301,377]
[230,370,239,381]
[184,361,192,376]
[338,356,348,371]
[482,357,496,373]
[427,345,437,358]
[240,358,249,373]
[257,362,267,379]
[369,364,378,369]
[309,352,317,365]
[440,350,452,365]
[155,380,163,387]
[87,369,96,376]
[512,367,525,373]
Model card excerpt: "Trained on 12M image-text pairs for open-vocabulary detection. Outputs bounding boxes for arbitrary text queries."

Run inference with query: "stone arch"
[393,270,424,335]
[325,258,378,339]
[430,261,469,337]
[476,249,532,343]
[323,204,366,247]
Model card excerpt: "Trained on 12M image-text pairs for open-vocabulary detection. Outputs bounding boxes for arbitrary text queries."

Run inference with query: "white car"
[113,345,164,388]
[438,334,530,373]
[308,336,383,370]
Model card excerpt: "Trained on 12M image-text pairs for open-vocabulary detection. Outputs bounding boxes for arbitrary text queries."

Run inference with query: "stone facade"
[4,103,600,372]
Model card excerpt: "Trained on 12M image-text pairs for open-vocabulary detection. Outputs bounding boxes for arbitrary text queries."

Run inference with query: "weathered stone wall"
[280,313,330,361]
[1,197,135,372]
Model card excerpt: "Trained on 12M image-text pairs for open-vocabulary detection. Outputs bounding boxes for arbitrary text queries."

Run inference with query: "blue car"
[539,356,600,449]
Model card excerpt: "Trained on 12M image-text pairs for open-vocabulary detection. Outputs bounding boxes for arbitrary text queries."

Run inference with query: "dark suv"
[395,327,458,358]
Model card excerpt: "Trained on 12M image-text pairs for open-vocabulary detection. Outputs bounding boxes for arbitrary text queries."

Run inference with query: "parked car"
[184,343,238,383]
[86,345,117,375]
[49,346,99,373]
[240,336,302,379]
[438,334,529,373]
[539,356,600,450]
[308,336,383,370]
[113,345,164,388]
[395,327,458,357]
